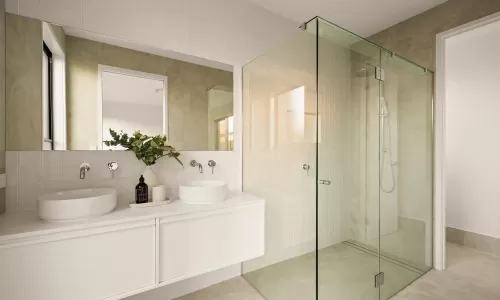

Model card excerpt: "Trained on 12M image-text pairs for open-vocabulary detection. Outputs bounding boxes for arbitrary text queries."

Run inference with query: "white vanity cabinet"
[0,220,156,300]
[0,195,265,300]
[158,202,265,285]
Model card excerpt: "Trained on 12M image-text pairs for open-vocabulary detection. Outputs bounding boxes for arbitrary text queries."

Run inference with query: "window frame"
[43,42,54,150]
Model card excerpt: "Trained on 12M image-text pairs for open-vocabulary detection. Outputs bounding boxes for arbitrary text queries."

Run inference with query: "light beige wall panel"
[6,13,42,150]
[369,0,500,70]
[0,0,5,213]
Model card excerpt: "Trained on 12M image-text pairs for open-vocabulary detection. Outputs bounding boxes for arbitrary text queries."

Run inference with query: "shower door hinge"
[374,272,385,288]
[375,67,385,81]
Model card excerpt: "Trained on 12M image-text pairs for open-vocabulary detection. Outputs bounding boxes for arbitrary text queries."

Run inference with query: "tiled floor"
[392,243,500,300]
[174,277,264,300]
[244,243,422,300]
[176,243,500,300]
[177,243,422,300]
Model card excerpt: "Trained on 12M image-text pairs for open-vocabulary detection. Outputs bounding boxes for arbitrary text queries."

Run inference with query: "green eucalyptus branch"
[104,129,183,167]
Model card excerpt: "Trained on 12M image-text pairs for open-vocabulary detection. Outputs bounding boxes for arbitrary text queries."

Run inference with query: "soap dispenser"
[135,175,148,204]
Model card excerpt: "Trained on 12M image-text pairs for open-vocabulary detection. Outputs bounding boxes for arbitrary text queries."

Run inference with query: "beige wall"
[66,36,233,150]
[368,0,500,70]
[5,13,42,150]
[0,0,5,213]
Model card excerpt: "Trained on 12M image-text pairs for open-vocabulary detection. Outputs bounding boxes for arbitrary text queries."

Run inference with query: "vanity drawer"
[158,202,265,285]
[0,220,156,300]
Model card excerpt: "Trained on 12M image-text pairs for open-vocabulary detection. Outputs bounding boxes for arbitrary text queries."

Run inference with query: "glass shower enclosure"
[241,17,433,300]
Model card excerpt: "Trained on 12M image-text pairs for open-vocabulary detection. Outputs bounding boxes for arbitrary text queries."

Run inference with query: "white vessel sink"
[179,180,228,204]
[38,188,117,222]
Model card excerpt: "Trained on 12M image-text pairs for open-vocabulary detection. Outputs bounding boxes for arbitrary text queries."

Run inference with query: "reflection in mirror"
[6,13,234,151]
[208,86,234,151]
[99,66,167,150]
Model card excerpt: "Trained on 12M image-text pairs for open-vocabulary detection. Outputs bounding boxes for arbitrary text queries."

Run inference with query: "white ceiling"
[245,0,447,37]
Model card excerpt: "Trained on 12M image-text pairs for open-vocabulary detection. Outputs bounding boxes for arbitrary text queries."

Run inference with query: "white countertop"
[0,192,264,243]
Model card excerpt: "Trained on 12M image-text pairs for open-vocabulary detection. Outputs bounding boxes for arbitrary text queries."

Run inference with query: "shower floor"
[176,243,423,300]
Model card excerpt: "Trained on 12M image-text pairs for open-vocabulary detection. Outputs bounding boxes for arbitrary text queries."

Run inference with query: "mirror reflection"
[6,14,234,151]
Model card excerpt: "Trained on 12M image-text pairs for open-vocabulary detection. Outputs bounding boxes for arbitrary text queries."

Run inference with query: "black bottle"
[135,175,148,204]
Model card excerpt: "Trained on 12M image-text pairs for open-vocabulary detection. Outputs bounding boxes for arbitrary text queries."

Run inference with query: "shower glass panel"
[379,53,434,300]
[241,21,318,300]
[241,16,433,300]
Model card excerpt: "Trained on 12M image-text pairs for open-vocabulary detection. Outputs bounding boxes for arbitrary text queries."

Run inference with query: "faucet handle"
[108,162,118,179]
[302,164,310,176]
[208,160,216,174]
[108,162,118,171]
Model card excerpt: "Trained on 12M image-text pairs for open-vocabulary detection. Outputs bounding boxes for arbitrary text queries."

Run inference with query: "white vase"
[142,165,159,200]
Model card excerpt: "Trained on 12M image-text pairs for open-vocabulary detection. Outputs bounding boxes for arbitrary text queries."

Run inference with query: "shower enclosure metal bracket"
[374,272,385,288]
[375,66,385,81]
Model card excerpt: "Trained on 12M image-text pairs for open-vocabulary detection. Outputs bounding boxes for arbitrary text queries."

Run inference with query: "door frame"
[434,11,500,271]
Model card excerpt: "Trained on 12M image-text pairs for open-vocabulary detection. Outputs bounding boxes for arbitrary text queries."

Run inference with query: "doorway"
[435,11,500,270]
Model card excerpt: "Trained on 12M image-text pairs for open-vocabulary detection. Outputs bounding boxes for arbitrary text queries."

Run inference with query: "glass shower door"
[316,18,382,300]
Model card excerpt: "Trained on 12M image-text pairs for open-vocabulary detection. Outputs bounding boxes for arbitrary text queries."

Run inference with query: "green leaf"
[103,129,183,168]
[109,129,118,139]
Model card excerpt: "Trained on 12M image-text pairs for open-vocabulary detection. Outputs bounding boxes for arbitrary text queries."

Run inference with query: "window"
[42,42,54,150]
[215,116,234,151]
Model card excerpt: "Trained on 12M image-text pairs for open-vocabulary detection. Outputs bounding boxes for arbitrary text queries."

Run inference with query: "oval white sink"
[179,180,228,204]
[38,188,117,222]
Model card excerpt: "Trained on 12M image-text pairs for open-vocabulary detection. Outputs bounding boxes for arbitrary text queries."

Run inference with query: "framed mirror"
[6,13,234,151]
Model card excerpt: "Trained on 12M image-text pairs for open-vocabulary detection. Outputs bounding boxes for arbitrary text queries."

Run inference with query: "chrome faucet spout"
[80,163,91,179]
[189,160,203,174]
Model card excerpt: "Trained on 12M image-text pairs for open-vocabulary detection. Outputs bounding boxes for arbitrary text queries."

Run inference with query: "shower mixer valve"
[302,164,311,175]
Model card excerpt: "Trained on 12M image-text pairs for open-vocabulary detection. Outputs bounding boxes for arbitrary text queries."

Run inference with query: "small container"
[135,175,148,204]
[152,185,166,202]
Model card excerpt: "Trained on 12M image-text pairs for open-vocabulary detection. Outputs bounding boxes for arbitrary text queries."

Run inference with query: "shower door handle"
[318,180,331,185]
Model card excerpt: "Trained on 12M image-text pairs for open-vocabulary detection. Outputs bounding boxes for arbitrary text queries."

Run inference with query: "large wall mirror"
[6,14,234,151]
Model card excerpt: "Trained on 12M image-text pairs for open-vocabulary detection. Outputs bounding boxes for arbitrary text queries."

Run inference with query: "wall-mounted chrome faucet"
[108,162,118,179]
[190,160,203,174]
[208,160,216,174]
[302,164,311,175]
[80,163,91,179]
